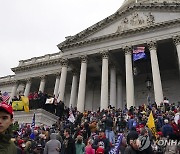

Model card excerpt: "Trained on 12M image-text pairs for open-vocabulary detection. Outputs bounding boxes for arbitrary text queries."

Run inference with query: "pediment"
[88,11,180,39]
[57,3,180,50]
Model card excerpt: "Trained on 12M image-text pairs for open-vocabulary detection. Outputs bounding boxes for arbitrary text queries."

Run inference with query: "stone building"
[1,0,180,113]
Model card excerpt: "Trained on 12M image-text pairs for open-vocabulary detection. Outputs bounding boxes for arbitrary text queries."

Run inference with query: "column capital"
[11,80,19,85]
[100,50,109,59]
[60,58,68,67]
[25,78,32,83]
[173,35,180,46]
[80,55,88,63]
[39,75,46,80]
[147,41,157,51]
[124,46,132,55]
[54,72,61,77]
[71,69,78,75]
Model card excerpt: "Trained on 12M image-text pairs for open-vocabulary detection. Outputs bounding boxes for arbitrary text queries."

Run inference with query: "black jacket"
[61,136,76,154]
[92,136,111,154]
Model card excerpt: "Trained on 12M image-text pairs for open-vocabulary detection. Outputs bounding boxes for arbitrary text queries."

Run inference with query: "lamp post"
[146,77,152,104]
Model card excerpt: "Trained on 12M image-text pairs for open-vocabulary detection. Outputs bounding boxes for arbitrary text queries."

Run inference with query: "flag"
[146,111,157,138]
[12,101,24,111]
[109,134,123,154]
[31,113,35,129]
[2,92,10,103]
[68,110,75,123]
[21,96,29,112]
[30,113,35,140]
[147,94,151,104]
[133,47,146,61]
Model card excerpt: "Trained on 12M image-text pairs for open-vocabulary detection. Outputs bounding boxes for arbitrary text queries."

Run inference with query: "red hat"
[0,102,13,115]
[157,131,163,136]
[96,147,104,154]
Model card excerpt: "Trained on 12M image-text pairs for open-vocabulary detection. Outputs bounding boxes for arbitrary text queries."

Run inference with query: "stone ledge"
[14,109,59,127]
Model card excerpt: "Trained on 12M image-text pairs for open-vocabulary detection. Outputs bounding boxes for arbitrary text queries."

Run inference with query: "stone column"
[110,65,116,108]
[117,75,123,109]
[173,36,180,74]
[100,51,109,110]
[69,71,78,108]
[148,41,163,105]
[39,76,46,93]
[125,46,135,109]
[77,56,88,112]
[24,79,32,97]
[57,59,68,102]
[10,81,18,101]
[53,74,60,98]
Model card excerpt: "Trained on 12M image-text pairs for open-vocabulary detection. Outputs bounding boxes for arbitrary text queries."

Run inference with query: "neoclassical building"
[1,0,180,112]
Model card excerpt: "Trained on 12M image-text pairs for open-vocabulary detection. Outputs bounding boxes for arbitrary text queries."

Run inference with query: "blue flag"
[109,134,123,154]
[133,47,146,61]
[30,113,35,139]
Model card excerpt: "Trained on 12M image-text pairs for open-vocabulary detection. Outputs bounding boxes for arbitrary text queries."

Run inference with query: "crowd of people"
[0,93,180,154]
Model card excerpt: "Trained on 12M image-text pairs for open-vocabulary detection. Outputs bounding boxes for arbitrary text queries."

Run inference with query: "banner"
[146,111,157,138]
[45,98,54,104]
[109,134,123,154]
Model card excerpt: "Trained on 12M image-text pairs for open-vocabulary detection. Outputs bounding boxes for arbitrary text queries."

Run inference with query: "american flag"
[133,47,145,54]
[31,113,35,129]
[2,92,10,103]
[133,47,146,61]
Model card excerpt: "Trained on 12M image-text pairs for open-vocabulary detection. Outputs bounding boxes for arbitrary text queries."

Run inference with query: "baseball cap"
[98,128,105,133]
[0,102,13,115]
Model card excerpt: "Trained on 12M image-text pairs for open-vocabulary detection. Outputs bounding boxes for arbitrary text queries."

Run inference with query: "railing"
[18,52,63,66]
[0,75,15,82]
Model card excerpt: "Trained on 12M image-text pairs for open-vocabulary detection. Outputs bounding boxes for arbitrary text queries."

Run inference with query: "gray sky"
[0,0,124,77]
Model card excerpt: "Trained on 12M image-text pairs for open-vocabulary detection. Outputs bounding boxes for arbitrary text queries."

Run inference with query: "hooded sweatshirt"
[44,133,61,154]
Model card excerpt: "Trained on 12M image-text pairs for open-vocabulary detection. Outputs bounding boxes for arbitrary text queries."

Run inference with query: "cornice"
[58,3,180,50]
[11,58,62,73]
[60,18,180,50]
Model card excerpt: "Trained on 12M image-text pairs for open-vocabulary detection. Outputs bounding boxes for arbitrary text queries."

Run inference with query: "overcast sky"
[0,0,124,77]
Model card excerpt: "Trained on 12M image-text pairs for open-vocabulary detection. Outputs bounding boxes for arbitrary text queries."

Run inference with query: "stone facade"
[0,0,180,112]
[14,109,59,126]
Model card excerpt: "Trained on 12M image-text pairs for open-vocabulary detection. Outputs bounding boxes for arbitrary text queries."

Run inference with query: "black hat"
[99,128,105,132]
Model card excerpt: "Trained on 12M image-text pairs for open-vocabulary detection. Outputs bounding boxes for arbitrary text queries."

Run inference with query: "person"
[162,119,173,137]
[92,128,111,154]
[44,133,61,154]
[85,139,95,154]
[0,102,22,154]
[124,139,139,154]
[61,128,76,154]
[126,127,138,145]
[75,135,85,154]
[138,128,153,154]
